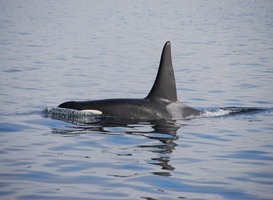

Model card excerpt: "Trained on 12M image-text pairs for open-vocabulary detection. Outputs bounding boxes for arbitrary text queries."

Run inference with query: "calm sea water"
[1,1,273,199]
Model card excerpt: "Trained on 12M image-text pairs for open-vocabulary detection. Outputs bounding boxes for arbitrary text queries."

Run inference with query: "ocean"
[1,1,273,199]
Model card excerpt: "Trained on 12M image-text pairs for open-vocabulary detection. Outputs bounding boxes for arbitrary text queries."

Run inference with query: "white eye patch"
[80,109,102,115]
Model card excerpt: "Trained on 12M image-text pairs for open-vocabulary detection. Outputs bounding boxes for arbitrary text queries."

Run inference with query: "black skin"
[58,98,173,120]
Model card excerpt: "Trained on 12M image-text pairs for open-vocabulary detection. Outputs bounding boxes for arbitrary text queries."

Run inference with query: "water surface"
[1,1,273,199]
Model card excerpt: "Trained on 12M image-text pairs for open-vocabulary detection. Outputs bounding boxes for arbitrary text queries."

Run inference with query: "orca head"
[146,41,177,102]
[58,101,78,109]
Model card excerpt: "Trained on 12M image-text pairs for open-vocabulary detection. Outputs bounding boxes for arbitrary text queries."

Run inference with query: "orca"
[58,41,202,120]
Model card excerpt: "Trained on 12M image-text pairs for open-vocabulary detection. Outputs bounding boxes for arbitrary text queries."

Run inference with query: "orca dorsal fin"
[146,41,177,102]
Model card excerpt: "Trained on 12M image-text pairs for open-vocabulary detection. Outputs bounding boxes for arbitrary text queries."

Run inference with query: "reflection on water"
[0,108,272,199]
[49,110,181,177]
[45,106,272,182]
[139,122,179,173]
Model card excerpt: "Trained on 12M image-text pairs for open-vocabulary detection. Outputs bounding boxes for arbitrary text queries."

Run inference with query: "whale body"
[59,41,202,120]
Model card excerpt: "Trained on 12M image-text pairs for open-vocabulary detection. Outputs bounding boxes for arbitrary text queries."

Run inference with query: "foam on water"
[202,108,232,118]
[201,107,269,118]
[43,107,104,125]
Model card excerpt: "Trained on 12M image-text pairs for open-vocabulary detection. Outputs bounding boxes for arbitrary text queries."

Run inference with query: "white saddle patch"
[80,109,102,115]
[166,102,183,119]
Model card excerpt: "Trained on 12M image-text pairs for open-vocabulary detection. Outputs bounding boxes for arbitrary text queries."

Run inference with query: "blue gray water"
[1,1,273,199]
